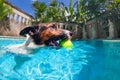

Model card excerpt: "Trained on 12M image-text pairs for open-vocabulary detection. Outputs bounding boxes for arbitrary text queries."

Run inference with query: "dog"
[19,23,72,47]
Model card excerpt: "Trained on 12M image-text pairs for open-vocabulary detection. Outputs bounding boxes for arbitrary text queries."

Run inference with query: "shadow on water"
[74,40,120,80]
[13,54,31,70]
[102,42,120,80]
[75,40,106,80]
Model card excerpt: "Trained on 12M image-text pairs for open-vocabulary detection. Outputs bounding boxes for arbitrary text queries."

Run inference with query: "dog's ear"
[19,26,35,36]
[51,24,57,29]
[47,23,57,29]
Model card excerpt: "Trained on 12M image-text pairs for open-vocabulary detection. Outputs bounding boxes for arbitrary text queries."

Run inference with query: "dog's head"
[19,23,72,46]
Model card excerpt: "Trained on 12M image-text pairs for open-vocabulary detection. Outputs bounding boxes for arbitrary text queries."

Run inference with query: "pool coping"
[102,40,120,42]
[0,36,25,39]
[0,36,120,42]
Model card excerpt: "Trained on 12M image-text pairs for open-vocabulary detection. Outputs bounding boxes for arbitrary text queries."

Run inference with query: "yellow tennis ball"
[60,39,73,50]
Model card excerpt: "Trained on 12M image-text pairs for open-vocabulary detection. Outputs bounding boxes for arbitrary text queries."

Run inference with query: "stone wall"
[55,13,120,40]
[0,17,10,35]
[0,2,33,36]
[82,17,109,39]
[0,15,32,36]
[55,22,83,40]
[82,14,120,39]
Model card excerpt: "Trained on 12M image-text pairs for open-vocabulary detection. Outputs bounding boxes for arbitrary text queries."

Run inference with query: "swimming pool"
[0,37,120,80]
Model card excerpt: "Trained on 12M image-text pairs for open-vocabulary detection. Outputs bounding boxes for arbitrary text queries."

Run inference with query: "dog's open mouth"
[48,40,59,47]
[45,34,68,47]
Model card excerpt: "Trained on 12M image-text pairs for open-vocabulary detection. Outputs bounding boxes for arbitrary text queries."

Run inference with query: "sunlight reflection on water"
[0,39,94,80]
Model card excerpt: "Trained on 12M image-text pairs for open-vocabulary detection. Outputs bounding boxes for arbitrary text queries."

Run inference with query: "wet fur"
[20,23,72,46]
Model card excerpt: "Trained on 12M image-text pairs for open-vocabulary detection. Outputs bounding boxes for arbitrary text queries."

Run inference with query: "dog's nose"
[70,32,73,36]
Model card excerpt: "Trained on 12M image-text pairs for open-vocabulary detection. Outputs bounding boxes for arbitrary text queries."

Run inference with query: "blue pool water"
[0,38,120,80]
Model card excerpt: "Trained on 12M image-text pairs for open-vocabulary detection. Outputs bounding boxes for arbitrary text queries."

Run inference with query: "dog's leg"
[22,34,32,46]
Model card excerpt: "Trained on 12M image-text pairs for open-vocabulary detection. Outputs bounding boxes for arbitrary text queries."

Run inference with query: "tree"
[0,0,12,35]
[74,0,89,23]
[47,0,61,22]
[32,0,114,23]
[81,0,106,18]
[32,0,67,23]
[59,0,76,22]
[32,0,47,23]
[106,0,120,37]
[0,0,12,21]
[107,0,120,20]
